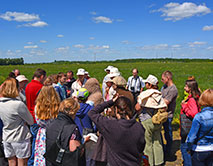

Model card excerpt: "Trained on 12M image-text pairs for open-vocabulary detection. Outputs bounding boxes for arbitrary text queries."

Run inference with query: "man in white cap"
[71,68,87,97]
[16,75,29,104]
[102,66,114,97]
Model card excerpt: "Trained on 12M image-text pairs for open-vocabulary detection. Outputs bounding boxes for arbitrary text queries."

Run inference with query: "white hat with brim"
[105,75,113,83]
[16,75,28,82]
[107,67,120,78]
[143,74,158,86]
[104,65,114,72]
[77,68,85,75]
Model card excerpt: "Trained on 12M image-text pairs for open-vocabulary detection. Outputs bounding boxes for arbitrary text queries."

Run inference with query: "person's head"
[104,66,114,74]
[198,89,213,107]
[188,76,195,81]
[13,69,20,77]
[132,68,138,77]
[43,75,54,86]
[161,71,173,85]
[106,77,113,88]
[112,76,127,90]
[58,98,80,119]
[16,75,29,90]
[77,88,89,103]
[8,72,16,78]
[0,78,19,98]
[76,68,85,82]
[114,96,133,119]
[108,67,120,79]
[36,86,60,120]
[144,74,159,90]
[33,68,46,83]
[67,71,74,79]
[184,80,200,99]
[84,71,90,79]
[57,72,66,85]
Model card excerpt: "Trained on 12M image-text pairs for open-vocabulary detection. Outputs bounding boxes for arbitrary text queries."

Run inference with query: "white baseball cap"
[143,74,158,85]
[76,68,85,75]
[104,65,114,72]
[107,67,120,78]
[16,75,28,82]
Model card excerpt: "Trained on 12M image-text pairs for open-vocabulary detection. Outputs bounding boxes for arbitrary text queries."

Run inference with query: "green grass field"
[0,61,212,122]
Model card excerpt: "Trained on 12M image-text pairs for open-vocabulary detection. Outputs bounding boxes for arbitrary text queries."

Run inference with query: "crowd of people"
[0,66,212,166]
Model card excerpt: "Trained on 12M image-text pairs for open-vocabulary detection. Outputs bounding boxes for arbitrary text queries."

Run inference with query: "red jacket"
[181,95,200,119]
[25,80,43,123]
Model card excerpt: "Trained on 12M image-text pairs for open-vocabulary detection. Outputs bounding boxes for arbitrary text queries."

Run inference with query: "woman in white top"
[0,78,34,166]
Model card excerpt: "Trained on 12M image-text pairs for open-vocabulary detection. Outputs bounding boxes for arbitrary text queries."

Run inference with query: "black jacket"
[88,100,145,166]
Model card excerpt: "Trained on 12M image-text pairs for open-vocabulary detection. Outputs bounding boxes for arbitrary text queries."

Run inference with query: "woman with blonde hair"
[33,85,60,166]
[45,98,86,166]
[186,89,213,166]
[0,78,34,166]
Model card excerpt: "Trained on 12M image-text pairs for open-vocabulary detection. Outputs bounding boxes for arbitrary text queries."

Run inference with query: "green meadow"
[0,60,213,122]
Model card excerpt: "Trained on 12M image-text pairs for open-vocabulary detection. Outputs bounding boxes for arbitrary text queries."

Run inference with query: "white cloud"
[93,16,113,23]
[171,44,181,48]
[156,2,211,21]
[40,40,47,43]
[57,34,64,38]
[203,25,213,31]
[56,46,70,51]
[0,11,39,22]
[121,40,131,45]
[21,21,48,27]
[207,46,213,50]
[88,45,110,50]
[102,45,110,49]
[89,37,95,40]
[24,45,38,49]
[189,41,207,47]
[16,50,22,53]
[27,42,33,45]
[90,11,97,15]
[73,44,85,48]
[140,44,169,50]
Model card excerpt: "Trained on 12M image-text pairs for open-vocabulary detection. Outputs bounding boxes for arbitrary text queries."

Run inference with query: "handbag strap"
[194,127,213,144]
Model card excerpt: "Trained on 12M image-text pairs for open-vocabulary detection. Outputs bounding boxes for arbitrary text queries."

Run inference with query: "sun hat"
[112,76,127,87]
[77,88,89,100]
[85,71,90,77]
[143,74,158,86]
[16,75,28,82]
[104,65,114,72]
[76,68,85,76]
[107,67,120,78]
[105,75,113,83]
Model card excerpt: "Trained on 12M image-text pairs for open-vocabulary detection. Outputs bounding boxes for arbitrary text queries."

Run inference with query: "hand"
[135,103,141,112]
[84,136,91,143]
[112,93,119,102]
[181,100,186,105]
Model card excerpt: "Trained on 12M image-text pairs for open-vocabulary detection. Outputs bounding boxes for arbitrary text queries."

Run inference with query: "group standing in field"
[0,66,212,166]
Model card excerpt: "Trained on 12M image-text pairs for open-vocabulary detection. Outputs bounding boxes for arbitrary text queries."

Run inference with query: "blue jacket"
[0,119,3,137]
[54,84,67,101]
[186,107,213,147]
[74,103,95,136]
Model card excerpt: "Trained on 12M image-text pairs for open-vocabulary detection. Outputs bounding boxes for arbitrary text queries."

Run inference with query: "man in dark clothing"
[88,96,145,166]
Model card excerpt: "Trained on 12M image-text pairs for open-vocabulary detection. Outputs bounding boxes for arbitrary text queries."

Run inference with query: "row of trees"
[0,58,24,65]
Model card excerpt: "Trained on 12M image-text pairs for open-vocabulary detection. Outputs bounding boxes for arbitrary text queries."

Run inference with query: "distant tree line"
[0,58,24,65]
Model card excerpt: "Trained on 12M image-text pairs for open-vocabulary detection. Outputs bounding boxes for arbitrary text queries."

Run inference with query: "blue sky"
[0,0,213,63]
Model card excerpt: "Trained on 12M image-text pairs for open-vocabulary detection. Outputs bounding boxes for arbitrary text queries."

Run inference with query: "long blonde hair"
[0,78,19,98]
[36,85,60,120]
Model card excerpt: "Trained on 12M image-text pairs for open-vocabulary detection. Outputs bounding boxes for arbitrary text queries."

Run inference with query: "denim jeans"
[191,151,213,166]
[27,124,39,166]
[163,117,173,154]
[180,143,192,166]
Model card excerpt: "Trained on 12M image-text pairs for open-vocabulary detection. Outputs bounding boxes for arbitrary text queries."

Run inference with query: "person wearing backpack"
[180,79,201,166]
[135,74,167,166]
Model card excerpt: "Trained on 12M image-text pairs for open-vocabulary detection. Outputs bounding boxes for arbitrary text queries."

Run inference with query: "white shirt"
[71,79,87,97]
[127,76,145,93]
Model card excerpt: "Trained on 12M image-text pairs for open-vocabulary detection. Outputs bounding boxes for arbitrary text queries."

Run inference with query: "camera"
[130,87,135,91]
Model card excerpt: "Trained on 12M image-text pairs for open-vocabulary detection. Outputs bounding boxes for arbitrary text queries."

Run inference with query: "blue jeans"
[180,143,192,166]
[191,151,213,166]
[163,117,173,154]
[27,124,39,166]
